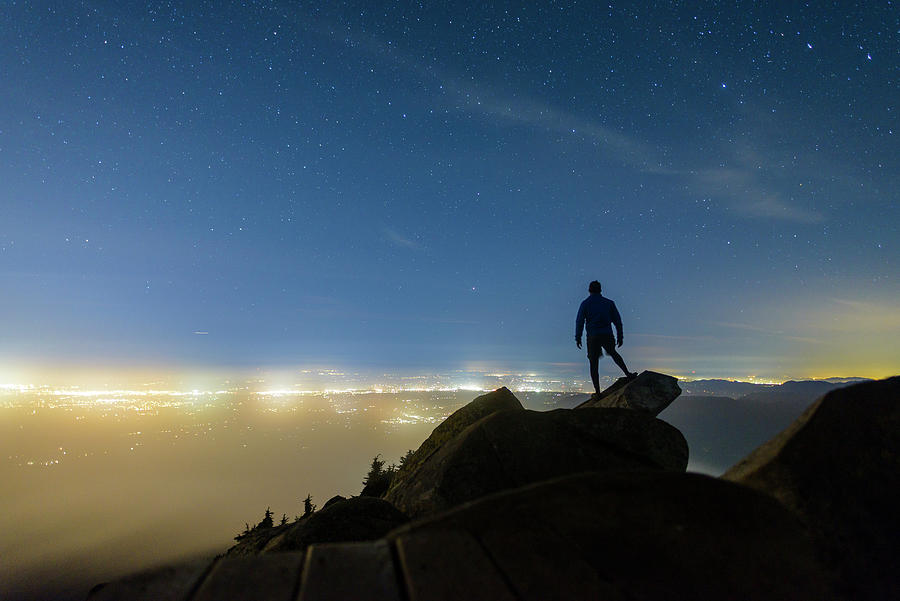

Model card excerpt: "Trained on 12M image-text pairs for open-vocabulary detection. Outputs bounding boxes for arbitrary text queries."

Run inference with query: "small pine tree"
[361,453,399,497]
[280,513,288,526]
[303,494,316,517]
[398,449,415,468]
[362,454,385,487]
[258,507,274,529]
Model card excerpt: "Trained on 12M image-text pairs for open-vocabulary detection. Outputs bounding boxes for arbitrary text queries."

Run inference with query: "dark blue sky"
[1,1,897,382]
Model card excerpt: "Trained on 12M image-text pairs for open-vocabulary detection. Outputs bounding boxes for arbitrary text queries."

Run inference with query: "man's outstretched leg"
[607,346,637,379]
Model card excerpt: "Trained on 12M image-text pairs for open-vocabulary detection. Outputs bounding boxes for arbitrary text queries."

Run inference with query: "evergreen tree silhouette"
[363,454,386,488]
[303,494,316,517]
[258,507,274,529]
[398,449,414,468]
[361,453,399,497]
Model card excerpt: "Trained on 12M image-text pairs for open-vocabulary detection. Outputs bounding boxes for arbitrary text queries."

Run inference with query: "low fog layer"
[1,385,825,600]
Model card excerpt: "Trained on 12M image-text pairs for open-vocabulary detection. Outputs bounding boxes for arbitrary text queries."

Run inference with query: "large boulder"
[577,370,681,416]
[385,471,832,601]
[384,407,688,518]
[385,387,524,499]
[724,376,900,601]
[228,496,409,556]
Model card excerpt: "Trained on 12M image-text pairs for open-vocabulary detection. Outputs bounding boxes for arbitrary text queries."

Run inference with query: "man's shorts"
[586,333,616,360]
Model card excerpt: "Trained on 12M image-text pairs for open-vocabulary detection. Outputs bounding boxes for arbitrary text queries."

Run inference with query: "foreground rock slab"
[386,471,832,601]
[192,554,303,601]
[385,407,688,518]
[299,540,401,601]
[724,376,900,601]
[576,370,681,415]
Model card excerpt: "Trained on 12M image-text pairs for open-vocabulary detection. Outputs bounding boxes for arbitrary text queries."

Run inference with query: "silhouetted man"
[575,281,636,395]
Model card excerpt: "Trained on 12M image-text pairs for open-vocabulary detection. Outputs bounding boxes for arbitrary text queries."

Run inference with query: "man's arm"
[611,301,624,346]
[575,302,585,348]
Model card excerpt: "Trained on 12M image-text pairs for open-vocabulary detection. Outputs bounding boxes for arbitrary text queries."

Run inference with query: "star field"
[1,1,897,381]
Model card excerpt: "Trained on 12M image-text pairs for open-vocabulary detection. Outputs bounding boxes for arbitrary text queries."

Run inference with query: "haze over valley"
[1,375,859,600]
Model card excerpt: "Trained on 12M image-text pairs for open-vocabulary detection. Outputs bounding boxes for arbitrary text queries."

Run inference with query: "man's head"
[588,280,602,294]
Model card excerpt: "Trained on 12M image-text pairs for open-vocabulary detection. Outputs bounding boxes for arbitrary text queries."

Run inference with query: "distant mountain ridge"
[679,377,871,399]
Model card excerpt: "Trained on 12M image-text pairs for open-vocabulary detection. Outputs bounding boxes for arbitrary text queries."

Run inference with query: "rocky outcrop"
[385,406,688,518]
[577,370,681,415]
[384,386,524,500]
[724,376,900,601]
[228,496,408,557]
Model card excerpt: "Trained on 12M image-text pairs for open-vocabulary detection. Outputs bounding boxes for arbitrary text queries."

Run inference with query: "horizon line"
[0,374,880,396]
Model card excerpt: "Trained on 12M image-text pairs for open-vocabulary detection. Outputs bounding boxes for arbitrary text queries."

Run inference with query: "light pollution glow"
[4,291,898,389]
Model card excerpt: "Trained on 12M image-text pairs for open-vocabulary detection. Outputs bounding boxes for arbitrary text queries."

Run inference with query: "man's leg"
[589,353,601,394]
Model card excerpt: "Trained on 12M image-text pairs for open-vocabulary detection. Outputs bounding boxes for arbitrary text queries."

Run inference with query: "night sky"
[1,2,897,383]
